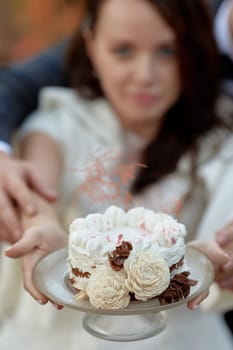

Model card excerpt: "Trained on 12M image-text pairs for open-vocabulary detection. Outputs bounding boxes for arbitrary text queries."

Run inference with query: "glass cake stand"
[33,247,214,342]
[82,312,167,341]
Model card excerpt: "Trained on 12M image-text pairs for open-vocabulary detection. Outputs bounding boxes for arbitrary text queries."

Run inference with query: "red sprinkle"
[171,237,177,244]
[117,234,123,245]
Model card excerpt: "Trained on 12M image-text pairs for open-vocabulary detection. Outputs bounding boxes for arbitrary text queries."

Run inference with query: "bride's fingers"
[216,222,233,246]
[22,250,64,308]
[187,289,209,310]
[188,240,229,266]
[218,275,233,290]
[22,251,49,305]
[49,301,64,310]
[5,227,39,258]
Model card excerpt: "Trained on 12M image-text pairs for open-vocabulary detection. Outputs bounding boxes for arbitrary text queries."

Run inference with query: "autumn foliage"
[0,0,82,65]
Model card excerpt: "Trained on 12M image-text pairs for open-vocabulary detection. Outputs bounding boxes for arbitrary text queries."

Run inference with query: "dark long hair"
[66,0,221,193]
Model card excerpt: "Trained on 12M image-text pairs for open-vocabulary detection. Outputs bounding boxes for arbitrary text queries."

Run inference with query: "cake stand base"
[82,312,167,342]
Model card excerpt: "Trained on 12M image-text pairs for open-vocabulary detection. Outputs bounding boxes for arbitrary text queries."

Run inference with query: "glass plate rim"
[33,246,215,315]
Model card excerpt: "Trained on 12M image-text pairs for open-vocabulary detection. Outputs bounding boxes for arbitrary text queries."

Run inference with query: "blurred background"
[0,0,81,66]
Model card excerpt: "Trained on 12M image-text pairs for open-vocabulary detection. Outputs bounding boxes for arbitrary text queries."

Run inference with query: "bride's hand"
[186,240,229,310]
[5,217,67,307]
[215,222,233,291]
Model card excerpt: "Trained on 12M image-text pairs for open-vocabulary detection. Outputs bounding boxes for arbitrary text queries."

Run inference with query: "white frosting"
[68,206,188,309]
[105,206,126,227]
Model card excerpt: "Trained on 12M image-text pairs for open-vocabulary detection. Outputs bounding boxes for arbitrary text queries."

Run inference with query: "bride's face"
[85,0,181,139]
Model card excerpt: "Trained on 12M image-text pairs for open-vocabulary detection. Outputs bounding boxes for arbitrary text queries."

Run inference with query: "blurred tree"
[0,0,82,65]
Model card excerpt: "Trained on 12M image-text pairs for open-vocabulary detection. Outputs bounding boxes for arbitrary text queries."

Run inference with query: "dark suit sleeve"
[0,40,69,144]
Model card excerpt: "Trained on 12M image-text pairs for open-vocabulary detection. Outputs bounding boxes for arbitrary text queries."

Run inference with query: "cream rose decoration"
[86,268,130,309]
[124,251,170,301]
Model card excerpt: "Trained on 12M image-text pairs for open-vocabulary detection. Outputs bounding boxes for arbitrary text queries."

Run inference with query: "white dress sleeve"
[17,87,124,207]
[17,87,82,161]
[18,87,122,164]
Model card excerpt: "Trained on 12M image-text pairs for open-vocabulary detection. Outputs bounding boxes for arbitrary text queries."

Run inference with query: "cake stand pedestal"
[82,311,167,342]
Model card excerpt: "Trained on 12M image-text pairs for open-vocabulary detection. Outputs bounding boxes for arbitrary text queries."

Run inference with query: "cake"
[67,206,197,309]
